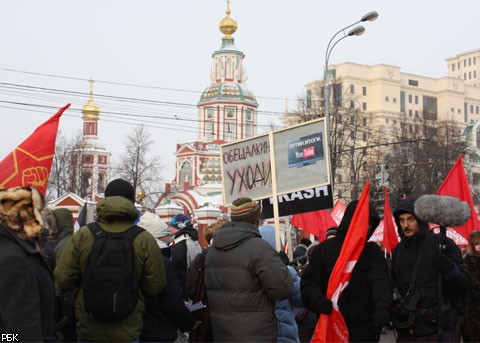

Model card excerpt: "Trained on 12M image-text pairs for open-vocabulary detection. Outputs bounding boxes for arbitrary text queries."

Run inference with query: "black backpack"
[83,222,144,321]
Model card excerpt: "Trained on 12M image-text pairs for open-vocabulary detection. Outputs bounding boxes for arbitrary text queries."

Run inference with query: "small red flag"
[383,187,398,254]
[0,104,70,195]
[311,182,371,343]
[291,209,337,241]
[437,155,480,239]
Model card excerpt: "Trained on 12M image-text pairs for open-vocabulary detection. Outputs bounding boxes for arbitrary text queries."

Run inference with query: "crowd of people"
[0,179,479,342]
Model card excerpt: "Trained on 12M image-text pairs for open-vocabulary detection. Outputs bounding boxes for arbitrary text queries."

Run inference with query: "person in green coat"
[55,179,167,342]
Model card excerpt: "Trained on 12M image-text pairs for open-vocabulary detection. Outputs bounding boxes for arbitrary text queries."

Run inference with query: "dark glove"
[316,297,333,314]
[373,310,390,335]
[432,253,455,274]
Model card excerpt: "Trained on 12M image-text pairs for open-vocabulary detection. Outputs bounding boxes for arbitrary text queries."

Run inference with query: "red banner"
[437,155,480,239]
[311,182,371,343]
[0,103,70,195]
[383,187,398,254]
[291,209,337,241]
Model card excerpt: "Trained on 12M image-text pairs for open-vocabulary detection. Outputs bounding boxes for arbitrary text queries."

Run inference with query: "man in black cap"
[301,200,392,342]
[55,179,167,342]
[204,197,294,342]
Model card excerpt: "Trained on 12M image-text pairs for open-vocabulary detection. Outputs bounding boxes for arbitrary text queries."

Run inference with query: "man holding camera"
[391,196,471,342]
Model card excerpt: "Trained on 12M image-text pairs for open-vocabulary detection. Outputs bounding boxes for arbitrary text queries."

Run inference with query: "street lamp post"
[323,11,378,187]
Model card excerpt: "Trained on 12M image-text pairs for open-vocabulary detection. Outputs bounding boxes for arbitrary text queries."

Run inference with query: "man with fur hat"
[204,197,294,342]
[301,200,392,342]
[169,213,202,297]
[55,179,167,342]
[391,195,470,342]
[0,186,57,341]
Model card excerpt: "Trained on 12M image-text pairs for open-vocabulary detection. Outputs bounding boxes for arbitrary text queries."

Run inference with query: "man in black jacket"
[301,200,392,342]
[391,196,471,342]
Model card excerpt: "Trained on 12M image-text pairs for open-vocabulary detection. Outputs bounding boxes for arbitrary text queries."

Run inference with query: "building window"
[225,120,236,141]
[452,64,456,71]
[362,102,367,111]
[393,97,397,103]
[350,116,355,125]
[464,73,467,80]
[409,109,413,117]
[362,86,367,96]
[458,62,461,69]
[180,161,192,183]
[400,91,405,113]
[477,128,480,149]
[415,95,418,104]
[423,95,438,121]
[408,79,419,86]
[206,108,214,119]
[471,105,474,113]
[350,100,354,109]
[415,110,419,118]
[464,60,467,67]
[205,121,214,141]
[451,107,455,113]
[474,71,477,79]
[386,118,389,124]
[469,58,471,66]
[408,94,412,103]
[350,84,355,94]
[363,132,367,141]
[350,131,355,139]
[245,123,253,137]
[476,106,479,115]
[362,118,367,126]
[245,109,253,120]
[385,96,389,102]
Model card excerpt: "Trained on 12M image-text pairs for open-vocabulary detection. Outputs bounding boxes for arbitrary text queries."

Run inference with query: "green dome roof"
[199,82,257,104]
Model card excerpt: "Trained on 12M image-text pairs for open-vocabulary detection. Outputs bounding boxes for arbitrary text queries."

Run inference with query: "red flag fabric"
[383,187,398,254]
[312,182,371,343]
[291,209,337,241]
[437,155,480,239]
[0,104,70,195]
[331,199,347,225]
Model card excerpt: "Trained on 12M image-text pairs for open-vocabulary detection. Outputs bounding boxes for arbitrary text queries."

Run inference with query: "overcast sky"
[1,0,479,182]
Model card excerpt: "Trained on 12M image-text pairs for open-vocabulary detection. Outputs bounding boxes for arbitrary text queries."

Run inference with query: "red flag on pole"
[0,103,70,195]
[383,187,398,254]
[291,209,337,241]
[437,155,480,240]
[311,182,371,343]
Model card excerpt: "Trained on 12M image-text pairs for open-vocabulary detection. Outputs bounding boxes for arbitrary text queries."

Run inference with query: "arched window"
[180,161,193,184]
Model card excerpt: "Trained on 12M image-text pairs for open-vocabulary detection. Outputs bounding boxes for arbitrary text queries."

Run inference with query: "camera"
[391,288,415,329]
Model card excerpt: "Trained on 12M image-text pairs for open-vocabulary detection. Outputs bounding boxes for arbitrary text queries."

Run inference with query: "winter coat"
[0,225,57,342]
[275,266,303,343]
[171,227,202,296]
[51,208,74,262]
[55,196,167,342]
[259,224,302,343]
[463,253,480,342]
[141,255,196,342]
[301,200,392,342]
[205,221,294,342]
[392,196,471,338]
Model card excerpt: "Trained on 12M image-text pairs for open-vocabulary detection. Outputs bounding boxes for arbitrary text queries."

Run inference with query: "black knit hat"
[104,179,135,202]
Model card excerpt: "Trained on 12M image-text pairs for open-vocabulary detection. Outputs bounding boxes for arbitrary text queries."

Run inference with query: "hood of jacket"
[172,226,199,241]
[96,195,139,224]
[336,200,380,240]
[393,196,430,241]
[211,221,260,251]
[51,208,74,241]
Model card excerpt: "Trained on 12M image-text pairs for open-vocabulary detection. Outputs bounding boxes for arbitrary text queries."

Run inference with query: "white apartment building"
[285,49,480,202]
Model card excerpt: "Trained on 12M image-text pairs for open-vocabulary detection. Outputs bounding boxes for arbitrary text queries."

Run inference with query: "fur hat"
[138,212,170,238]
[170,213,192,229]
[0,186,45,238]
[230,197,261,224]
[105,179,135,202]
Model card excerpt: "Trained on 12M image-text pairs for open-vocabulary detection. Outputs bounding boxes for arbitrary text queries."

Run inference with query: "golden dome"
[219,1,237,39]
[82,78,100,119]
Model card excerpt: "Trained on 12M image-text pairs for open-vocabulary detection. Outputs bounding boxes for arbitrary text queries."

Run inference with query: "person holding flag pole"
[301,183,392,342]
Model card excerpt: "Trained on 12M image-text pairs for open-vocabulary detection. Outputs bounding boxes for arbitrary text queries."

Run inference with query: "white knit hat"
[138,212,170,238]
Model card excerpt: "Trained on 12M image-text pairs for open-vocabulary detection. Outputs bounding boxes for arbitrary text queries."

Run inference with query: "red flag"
[0,104,70,195]
[312,182,371,343]
[383,187,398,254]
[291,209,337,241]
[437,155,480,239]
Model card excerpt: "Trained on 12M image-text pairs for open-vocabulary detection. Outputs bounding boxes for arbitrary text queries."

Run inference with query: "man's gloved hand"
[373,309,390,336]
[432,253,455,274]
[316,297,333,314]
